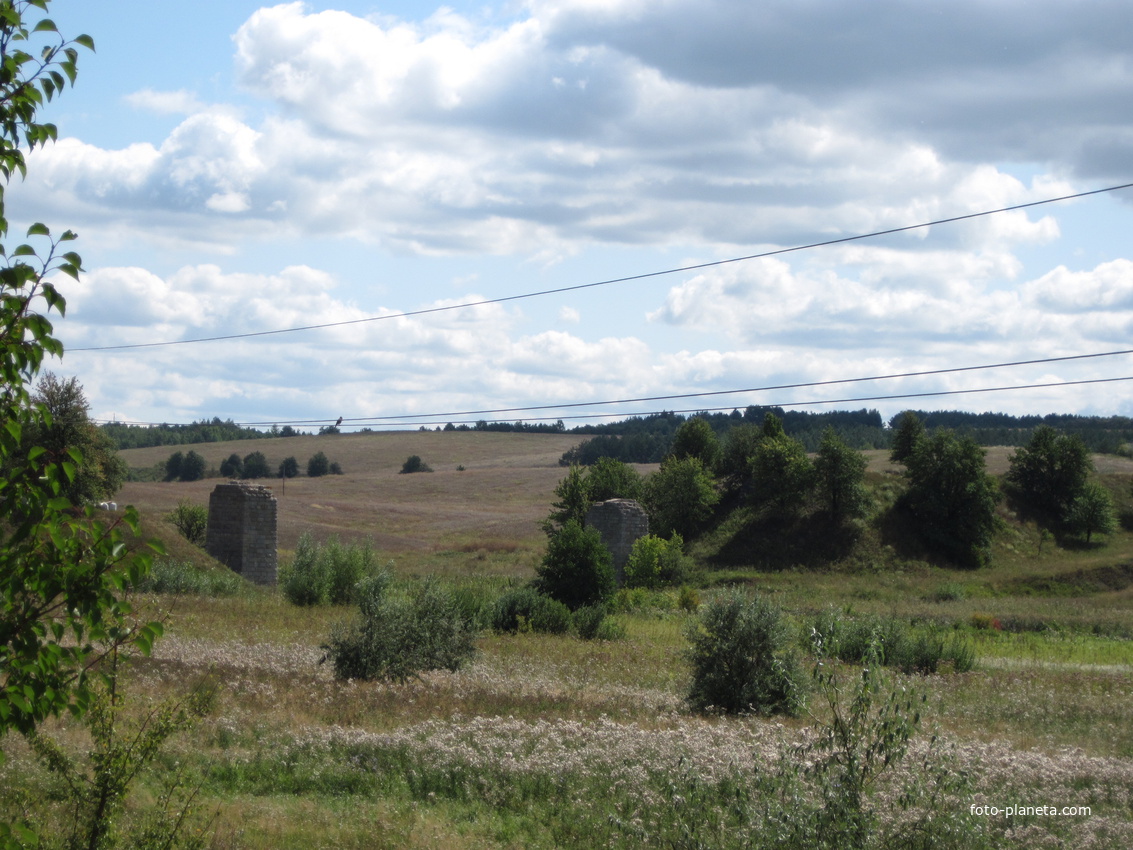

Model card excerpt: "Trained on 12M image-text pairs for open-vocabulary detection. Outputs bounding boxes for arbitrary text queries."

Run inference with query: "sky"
[10,0,1133,431]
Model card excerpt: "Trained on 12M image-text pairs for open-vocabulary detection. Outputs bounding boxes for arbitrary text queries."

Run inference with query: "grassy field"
[3,432,1132,848]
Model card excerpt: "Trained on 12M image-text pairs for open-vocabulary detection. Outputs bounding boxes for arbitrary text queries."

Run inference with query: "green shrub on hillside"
[535,520,615,610]
[166,499,208,547]
[491,587,572,634]
[807,610,976,674]
[624,532,691,588]
[686,591,806,716]
[322,578,477,682]
[242,451,271,479]
[280,533,380,606]
[400,455,432,474]
[307,450,330,477]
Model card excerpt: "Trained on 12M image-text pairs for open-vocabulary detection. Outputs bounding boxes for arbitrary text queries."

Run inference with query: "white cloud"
[19,1,1133,424]
[15,0,1116,262]
[124,88,205,115]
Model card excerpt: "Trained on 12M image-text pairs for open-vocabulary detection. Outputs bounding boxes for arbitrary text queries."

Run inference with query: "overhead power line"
[94,354,1133,429]
[331,375,1133,429]
[70,181,1133,353]
[234,347,1133,427]
[191,374,1133,431]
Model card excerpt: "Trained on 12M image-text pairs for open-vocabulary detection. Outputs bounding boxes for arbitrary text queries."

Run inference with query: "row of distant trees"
[561,406,1133,464]
[535,412,1121,600]
[163,450,343,482]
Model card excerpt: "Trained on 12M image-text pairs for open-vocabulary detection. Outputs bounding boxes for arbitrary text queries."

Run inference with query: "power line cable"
[94,373,1133,430]
[69,181,1133,353]
[232,347,1133,426]
[329,375,1133,429]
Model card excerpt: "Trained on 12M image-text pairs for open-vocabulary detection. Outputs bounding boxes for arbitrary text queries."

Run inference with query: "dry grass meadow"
[3,431,1132,848]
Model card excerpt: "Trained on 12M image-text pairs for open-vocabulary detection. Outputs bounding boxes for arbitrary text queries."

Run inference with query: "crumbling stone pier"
[205,481,278,585]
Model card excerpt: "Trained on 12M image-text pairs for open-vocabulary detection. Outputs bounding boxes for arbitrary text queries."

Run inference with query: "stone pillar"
[205,481,278,585]
[584,498,649,585]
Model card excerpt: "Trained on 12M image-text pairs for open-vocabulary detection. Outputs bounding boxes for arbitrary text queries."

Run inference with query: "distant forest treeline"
[101,407,1133,459]
[102,418,303,449]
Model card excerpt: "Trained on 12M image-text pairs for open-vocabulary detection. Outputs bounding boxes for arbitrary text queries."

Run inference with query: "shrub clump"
[279,533,380,606]
[400,455,432,474]
[623,532,691,589]
[165,499,207,547]
[534,520,615,610]
[572,605,625,641]
[807,609,976,674]
[686,591,806,716]
[322,577,478,682]
[491,587,572,635]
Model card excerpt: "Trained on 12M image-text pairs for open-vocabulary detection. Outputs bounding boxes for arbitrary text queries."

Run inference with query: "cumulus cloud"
[21,1,1133,423]
[15,0,1123,259]
[124,88,205,115]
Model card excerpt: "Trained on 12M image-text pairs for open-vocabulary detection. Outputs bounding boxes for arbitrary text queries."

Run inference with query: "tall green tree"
[641,456,720,538]
[242,450,270,479]
[24,372,126,503]
[1066,481,1117,545]
[585,456,642,502]
[814,427,869,521]
[307,450,330,477]
[889,411,926,464]
[748,432,815,519]
[715,422,762,493]
[0,7,163,846]
[1005,425,1092,524]
[900,431,999,568]
[543,464,591,535]
[668,416,719,467]
[179,449,206,481]
[219,452,243,478]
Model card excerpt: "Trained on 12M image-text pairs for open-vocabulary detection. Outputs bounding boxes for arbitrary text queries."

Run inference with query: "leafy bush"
[686,591,806,716]
[279,533,379,606]
[219,452,243,478]
[490,587,572,634]
[280,533,325,606]
[528,596,572,635]
[677,585,700,612]
[807,610,977,674]
[279,456,300,478]
[400,455,432,474]
[323,537,378,605]
[572,605,607,640]
[593,617,626,641]
[624,532,690,588]
[490,587,545,633]
[448,581,498,630]
[242,451,271,479]
[571,605,625,640]
[307,451,330,477]
[641,456,719,538]
[166,499,208,547]
[535,520,615,610]
[322,578,478,682]
[765,651,986,850]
